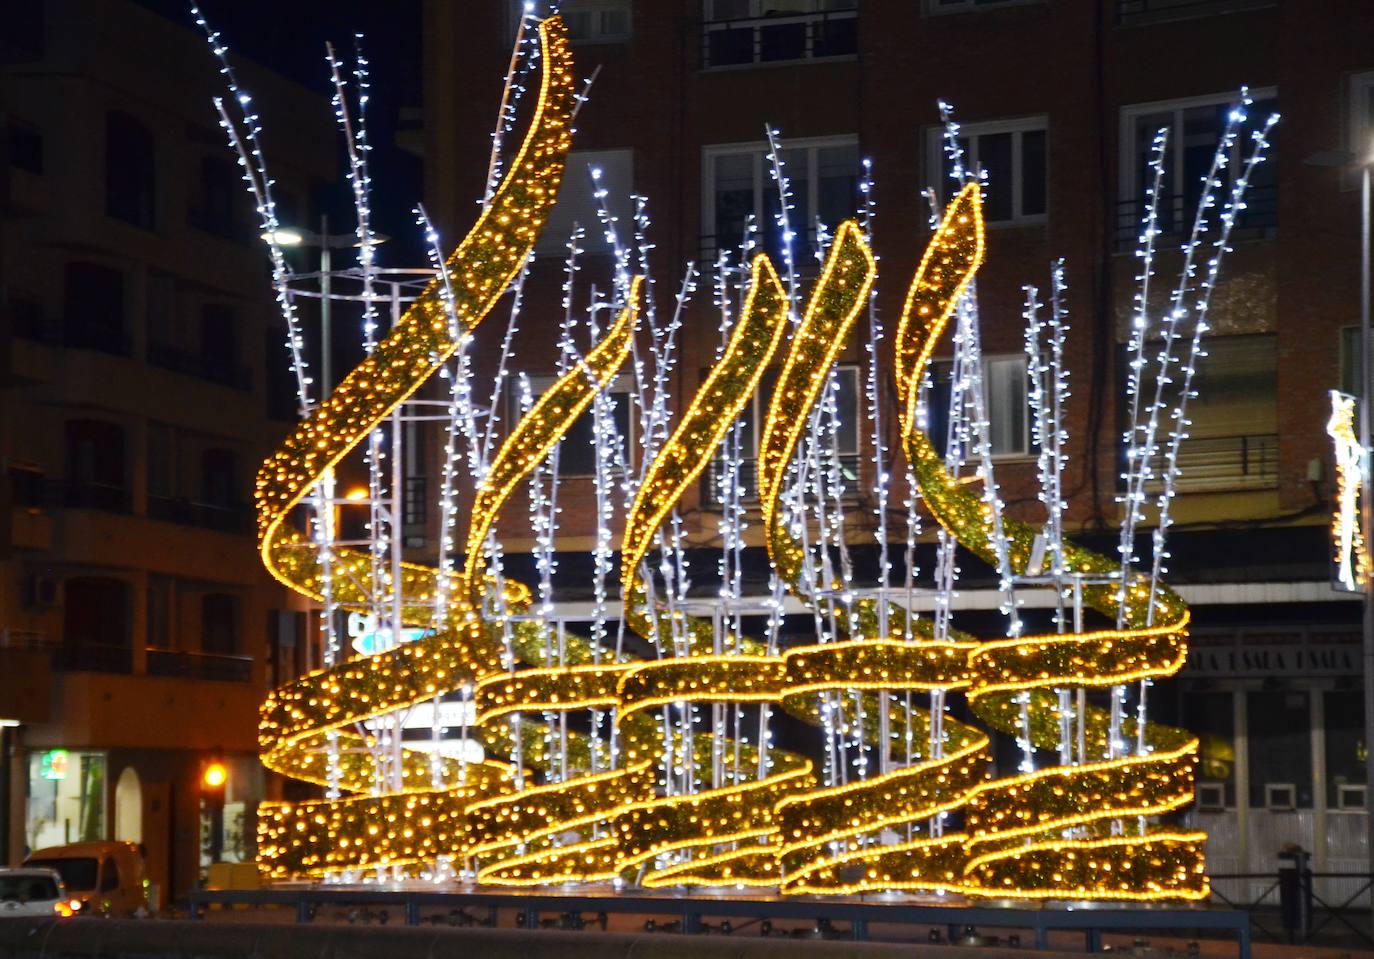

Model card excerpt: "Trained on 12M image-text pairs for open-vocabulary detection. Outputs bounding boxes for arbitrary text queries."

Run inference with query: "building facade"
[0,0,332,903]
[420,0,1374,900]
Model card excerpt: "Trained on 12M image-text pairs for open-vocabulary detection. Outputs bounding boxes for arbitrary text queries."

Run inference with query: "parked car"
[24,841,147,916]
[0,867,79,918]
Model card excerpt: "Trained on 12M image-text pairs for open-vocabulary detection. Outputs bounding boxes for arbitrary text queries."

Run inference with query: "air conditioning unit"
[1265,783,1297,811]
[21,572,57,609]
[1196,782,1226,812]
[1338,784,1367,811]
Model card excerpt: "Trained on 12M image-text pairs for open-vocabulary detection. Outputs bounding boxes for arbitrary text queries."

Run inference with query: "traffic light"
[201,752,227,864]
[202,762,227,792]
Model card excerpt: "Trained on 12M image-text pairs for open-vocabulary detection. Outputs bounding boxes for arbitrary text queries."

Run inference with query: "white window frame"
[537,148,634,258]
[517,371,637,478]
[701,135,860,259]
[925,0,1042,15]
[1117,86,1278,223]
[925,117,1048,226]
[931,354,1032,460]
[510,1,631,44]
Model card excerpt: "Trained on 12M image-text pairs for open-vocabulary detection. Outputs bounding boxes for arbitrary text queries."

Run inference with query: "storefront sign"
[1187,643,1361,677]
[39,749,68,780]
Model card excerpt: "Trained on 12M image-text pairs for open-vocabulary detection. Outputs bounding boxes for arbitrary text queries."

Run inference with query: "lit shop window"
[702,0,857,68]
[1118,89,1277,249]
[27,750,108,852]
[703,138,859,262]
[927,118,1047,225]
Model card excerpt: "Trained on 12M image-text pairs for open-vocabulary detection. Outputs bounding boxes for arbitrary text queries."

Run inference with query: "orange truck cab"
[24,841,148,916]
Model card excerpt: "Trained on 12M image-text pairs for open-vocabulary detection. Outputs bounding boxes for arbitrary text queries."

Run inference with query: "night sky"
[134,0,427,264]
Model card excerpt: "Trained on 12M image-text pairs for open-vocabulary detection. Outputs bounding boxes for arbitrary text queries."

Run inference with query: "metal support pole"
[1361,163,1374,931]
[320,215,332,395]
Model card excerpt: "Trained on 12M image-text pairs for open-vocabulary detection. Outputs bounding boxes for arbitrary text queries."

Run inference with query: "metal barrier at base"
[186,887,1251,959]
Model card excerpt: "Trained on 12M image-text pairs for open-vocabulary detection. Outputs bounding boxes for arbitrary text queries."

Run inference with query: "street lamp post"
[1360,159,1373,927]
[1302,144,1374,924]
[260,218,388,396]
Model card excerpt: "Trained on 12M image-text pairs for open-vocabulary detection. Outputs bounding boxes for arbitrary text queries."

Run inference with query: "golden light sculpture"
[254,16,1209,901]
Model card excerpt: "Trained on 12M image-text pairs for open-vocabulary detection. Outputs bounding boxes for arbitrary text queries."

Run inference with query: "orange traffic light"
[202,762,227,790]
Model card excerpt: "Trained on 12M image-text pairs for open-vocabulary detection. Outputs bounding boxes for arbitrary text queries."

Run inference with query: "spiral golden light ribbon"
[803,183,1208,900]
[255,19,1205,899]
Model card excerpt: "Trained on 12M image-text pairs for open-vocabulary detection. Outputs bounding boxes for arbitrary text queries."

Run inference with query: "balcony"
[147,495,251,534]
[1118,0,1275,26]
[15,313,130,356]
[1115,184,1276,252]
[147,342,252,391]
[1143,433,1279,493]
[12,472,133,515]
[146,648,253,683]
[52,642,133,675]
[701,7,857,69]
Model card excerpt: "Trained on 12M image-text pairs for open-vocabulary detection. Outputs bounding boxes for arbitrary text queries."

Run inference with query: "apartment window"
[201,448,238,509]
[1133,333,1277,492]
[63,577,131,669]
[6,119,43,174]
[6,1,44,56]
[519,373,635,477]
[1119,89,1277,248]
[703,0,857,68]
[65,419,128,511]
[1340,326,1365,396]
[710,365,862,501]
[537,149,634,257]
[927,119,1047,225]
[200,303,244,387]
[927,0,1039,12]
[147,423,176,503]
[10,294,46,341]
[147,576,175,650]
[105,111,156,229]
[509,1,631,43]
[202,593,240,656]
[402,417,428,543]
[265,327,299,421]
[926,356,1030,459]
[566,0,631,42]
[704,138,860,261]
[63,262,127,355]
[190,156,239,238]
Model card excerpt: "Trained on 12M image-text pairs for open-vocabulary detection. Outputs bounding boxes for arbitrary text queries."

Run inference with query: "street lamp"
[1306,141,1374,921]
[261,217,389,392]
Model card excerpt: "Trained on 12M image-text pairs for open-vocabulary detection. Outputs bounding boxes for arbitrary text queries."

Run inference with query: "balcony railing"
[146,648,253,683]
[1115,184,1276,251]
[16,314,131,356]
[52,643,133,675]
[147,342,252,390]
[1118,0,1275,25]
[147,495,251,534]
[1142,433,1279,493]
[701,7,857,68]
